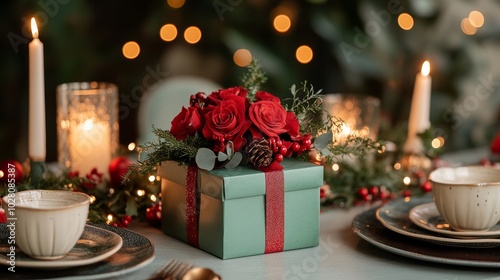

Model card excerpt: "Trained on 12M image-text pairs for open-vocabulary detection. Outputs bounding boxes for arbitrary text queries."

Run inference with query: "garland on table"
[320,127,444,208]
[0,153,161,226]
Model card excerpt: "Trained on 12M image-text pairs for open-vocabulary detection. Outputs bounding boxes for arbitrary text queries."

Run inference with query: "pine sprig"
[242,59,267,100]
[126,126,208,178]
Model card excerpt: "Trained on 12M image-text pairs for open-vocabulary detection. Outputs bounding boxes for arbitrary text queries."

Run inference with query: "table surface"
[121,203,500,280]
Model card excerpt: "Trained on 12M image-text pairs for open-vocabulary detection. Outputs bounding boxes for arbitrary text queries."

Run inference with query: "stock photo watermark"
[118,64,170,121]
[339,0,404,63]
[442,74,500,130]
[282,235,339,280]
[4,163,18,272]
[213,0,243,21]
[7,0,71,53]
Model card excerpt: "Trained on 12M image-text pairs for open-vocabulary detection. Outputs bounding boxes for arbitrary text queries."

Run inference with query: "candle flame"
[421,60,430,76]
[31,17,39,39]
[83,119,94,131]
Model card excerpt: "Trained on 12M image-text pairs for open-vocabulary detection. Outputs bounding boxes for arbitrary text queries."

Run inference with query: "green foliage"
[127,126,208,177]
[1,164,159,224]
[242,59,268,101]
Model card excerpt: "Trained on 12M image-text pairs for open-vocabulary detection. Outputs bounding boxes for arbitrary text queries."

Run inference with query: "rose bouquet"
[129,60,378,176]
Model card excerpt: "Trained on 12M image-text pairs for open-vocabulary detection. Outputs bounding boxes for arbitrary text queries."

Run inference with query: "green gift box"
[158,159,323,259]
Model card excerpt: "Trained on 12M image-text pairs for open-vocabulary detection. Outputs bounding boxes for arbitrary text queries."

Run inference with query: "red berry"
[362,194,373,202]
[402,190,412,197]
[123,215,132,222]
[121,219,130,227]
[111,222,119,227]
[357,187,369,198]
[301,138,312,148]
[275,154,284,162]
[279,146,288,155]
[369,186,379,197]
[421,181,432,192]
[276,140,283,147]
[291,142,300,152]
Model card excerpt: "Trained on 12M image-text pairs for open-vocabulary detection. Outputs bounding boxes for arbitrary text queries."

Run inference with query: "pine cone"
[246,138,273,168]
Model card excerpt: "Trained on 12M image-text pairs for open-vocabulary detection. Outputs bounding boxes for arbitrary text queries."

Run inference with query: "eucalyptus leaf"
[314,131,333,150]
[225,152,242,169]
[321,147,331,156]
[290,84,296,94]
[195,148,217,171]
[218,152,228,161]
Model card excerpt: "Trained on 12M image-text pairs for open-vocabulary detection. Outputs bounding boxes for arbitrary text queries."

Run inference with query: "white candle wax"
[29,17,46,161]
[404,61,432,153]
[70,120,111,177]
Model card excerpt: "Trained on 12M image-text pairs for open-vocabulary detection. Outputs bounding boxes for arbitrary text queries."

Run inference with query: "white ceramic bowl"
[2,190,90,260]
[430,166,500,231]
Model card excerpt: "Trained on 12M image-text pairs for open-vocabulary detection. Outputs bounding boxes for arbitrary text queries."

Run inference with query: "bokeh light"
[160,24,178,41]
[273,14,291,33]
[461,18,477,35]
[403,176,411,185]
[296,45,313,64]
[398,13,414,30]
[332,163,340,171]
[431,136,445,149]
[167,0,185,8]
[469,11,484,28]
[122,41,140,59]
[233,49,252,67]
[393,162,401,171]
[184,26,202,44]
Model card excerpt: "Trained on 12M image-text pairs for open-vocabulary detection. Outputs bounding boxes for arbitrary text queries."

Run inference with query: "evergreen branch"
[241,58,267,100]
[125,126,208,179]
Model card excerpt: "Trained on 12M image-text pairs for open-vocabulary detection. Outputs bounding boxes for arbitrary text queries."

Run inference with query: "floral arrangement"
[129,60,379,176]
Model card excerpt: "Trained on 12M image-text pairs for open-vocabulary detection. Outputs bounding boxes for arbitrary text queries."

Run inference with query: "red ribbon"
[185,164,199,247]
[264,169,285,253]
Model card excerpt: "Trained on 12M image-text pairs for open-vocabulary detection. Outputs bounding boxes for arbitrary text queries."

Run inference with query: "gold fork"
[147,259,194,280]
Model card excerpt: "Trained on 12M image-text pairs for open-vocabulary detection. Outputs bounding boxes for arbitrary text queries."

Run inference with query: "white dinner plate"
[409,202,500,238]
[0,225,123,269]
[375,196,500,248]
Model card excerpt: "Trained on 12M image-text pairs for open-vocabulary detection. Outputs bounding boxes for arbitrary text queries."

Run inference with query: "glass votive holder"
[323,94,381,142]
[57,82,119,177]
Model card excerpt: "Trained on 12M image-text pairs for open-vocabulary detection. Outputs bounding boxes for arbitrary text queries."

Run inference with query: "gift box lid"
[200,159,323,201]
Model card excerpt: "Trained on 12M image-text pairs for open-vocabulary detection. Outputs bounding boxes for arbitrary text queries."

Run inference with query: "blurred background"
[2,0,500,163]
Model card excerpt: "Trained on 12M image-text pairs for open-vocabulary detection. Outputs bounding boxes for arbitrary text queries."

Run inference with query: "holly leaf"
[196,148,217,171]
[225,152,242,169]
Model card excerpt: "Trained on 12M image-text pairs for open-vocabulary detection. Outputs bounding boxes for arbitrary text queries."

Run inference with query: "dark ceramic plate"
[353,196,500,267]
[0,223,155,279]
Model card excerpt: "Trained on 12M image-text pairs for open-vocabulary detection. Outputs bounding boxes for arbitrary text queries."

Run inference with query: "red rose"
[255,91,281,103]
[202,94,250,152]
[249,92,288,137]
[205,86,248,107]
[170,106,203,140]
